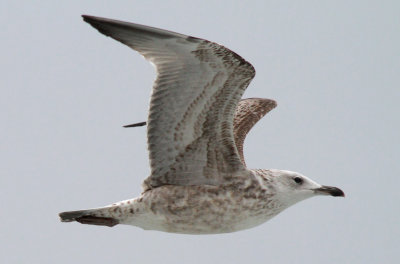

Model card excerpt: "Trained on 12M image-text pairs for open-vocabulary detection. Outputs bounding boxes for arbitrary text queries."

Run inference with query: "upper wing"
[82,15,255,190]
[122,98,277,167]
[233,98,277,167]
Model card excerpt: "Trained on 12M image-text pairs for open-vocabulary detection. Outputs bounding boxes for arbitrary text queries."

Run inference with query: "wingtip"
[81,15,98,26]
[82,14,98,20]
[81,15,110,25]
[265,98,277,107]
[263,98,278,109]
[81,14,93,22]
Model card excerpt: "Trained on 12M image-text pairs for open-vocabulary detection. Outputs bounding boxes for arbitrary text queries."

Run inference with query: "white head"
[267,169,344,207]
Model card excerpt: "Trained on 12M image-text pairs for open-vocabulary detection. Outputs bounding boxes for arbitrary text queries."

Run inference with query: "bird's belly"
[121,185,281,234]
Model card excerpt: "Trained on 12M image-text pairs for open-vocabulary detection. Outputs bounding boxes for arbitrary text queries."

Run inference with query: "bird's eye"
[294,177,303,184]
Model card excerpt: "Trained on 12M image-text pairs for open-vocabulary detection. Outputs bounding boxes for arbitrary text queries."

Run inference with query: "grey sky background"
[1,1,399,263]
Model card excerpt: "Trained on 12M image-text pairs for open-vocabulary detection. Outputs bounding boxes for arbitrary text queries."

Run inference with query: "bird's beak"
[314,185,345,197]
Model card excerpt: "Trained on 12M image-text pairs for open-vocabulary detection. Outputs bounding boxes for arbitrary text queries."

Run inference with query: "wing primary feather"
[82,15,257,190]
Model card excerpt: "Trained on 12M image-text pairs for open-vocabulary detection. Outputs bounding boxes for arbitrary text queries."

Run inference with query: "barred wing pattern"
[233,98,277,167]
[122,98,277,167]
[83,16,255,190]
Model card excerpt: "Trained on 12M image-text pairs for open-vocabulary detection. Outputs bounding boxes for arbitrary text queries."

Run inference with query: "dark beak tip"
[333,189,345,197]
[317,186,345,197]
[330,187,345,197]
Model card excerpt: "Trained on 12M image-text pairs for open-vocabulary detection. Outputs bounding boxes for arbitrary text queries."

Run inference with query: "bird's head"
[267,169,344,206]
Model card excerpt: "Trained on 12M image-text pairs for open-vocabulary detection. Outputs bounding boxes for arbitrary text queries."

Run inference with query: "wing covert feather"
[82,15,256,190]
[233,98,277,166]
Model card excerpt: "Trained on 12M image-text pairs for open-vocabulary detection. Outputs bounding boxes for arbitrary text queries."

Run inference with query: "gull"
[59,15,344,234]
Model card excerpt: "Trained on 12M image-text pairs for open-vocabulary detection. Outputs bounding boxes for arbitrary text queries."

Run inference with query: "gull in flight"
[59,15,344,234]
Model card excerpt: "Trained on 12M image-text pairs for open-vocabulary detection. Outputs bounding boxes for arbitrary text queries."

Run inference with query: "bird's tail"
[59,208,119,227]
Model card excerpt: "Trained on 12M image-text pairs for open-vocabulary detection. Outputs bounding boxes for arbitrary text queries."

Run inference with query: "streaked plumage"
[59,15,344,234]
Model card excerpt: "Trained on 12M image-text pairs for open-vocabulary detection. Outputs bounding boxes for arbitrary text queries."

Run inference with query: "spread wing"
[122,98,277,167]
[82,15,255,190]
[233,98,277,167]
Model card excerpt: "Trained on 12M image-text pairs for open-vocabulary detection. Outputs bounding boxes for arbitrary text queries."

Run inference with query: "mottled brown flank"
[59,170,283,233]
[133,170,279,233]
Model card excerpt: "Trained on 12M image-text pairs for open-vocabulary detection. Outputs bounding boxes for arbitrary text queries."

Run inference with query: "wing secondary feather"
[83,15,256,190]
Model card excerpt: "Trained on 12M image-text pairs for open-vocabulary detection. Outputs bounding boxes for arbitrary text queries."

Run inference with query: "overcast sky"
[1,1,399,263]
